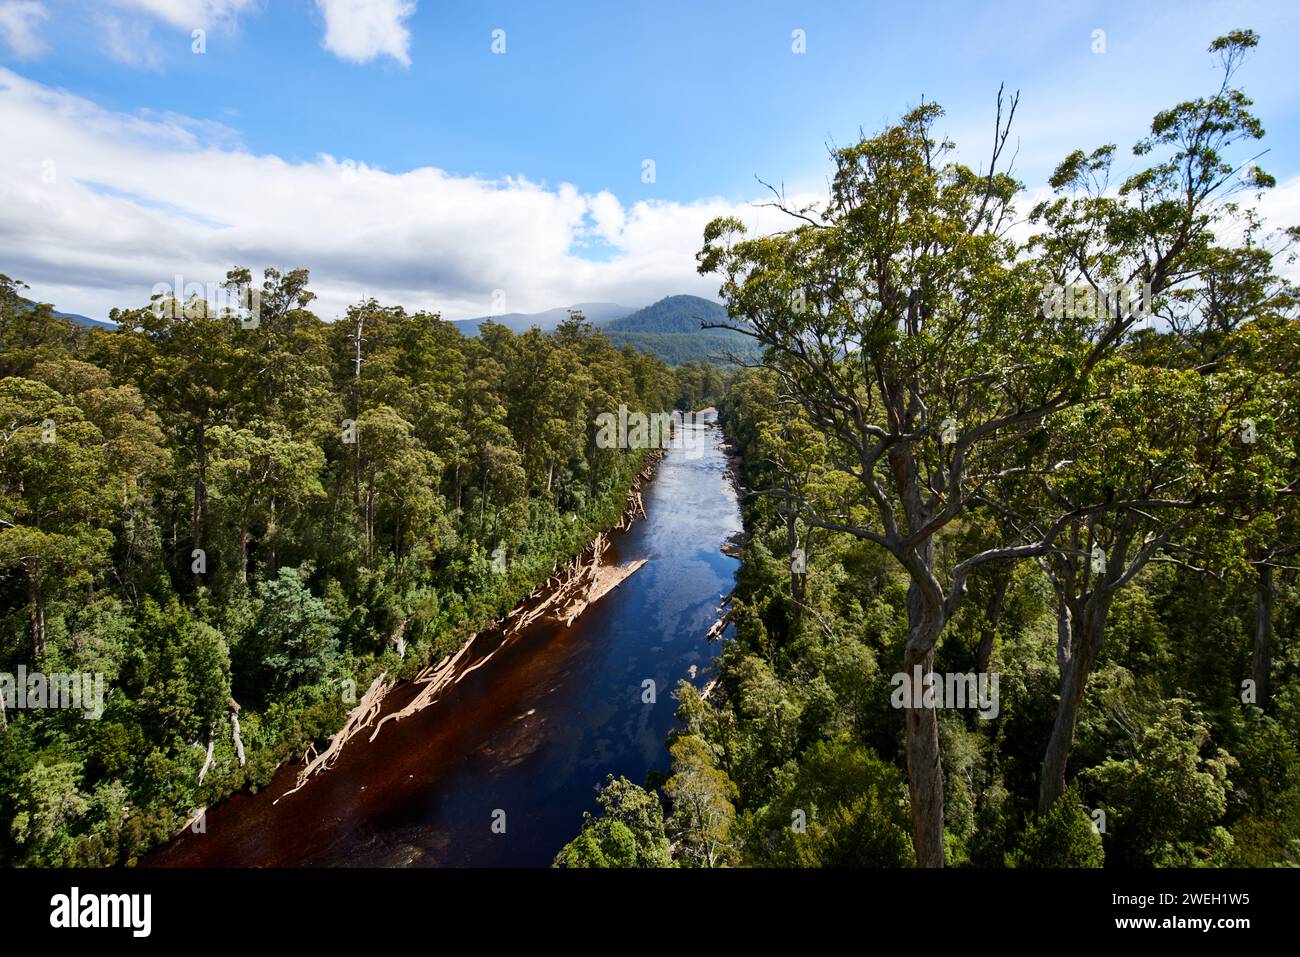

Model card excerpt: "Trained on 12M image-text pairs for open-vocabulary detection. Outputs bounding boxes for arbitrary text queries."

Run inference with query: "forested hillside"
[453,302,634,336]
[555,30,1300,869]
[604,295,762,365]
[0,277,685,866]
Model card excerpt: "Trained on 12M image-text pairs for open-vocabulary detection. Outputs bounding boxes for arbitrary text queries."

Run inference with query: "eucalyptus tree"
[0,378,115,656]
[1018,29,1295,806]
[698,93,1130,866]
[698,30,1277,863]
[113,295,244,584]
[989,359,1260,812]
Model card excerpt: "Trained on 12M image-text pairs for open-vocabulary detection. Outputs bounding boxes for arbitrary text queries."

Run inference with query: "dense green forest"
[0,275,703,866]
[3,25,1297,873]
[555,30,1300,868]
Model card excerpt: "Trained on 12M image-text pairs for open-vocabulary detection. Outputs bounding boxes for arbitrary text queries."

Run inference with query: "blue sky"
[2,0,1298,320]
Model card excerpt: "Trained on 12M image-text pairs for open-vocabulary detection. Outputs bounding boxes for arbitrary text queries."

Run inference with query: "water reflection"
[147,413,741,868]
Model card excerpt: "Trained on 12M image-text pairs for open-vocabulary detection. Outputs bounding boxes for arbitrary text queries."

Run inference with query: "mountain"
[604,294,729,334]
[454,294,756,365]
[454,301,634,336]
[53,309,115,331]
[604,295,758,366]
[12,296,116,331]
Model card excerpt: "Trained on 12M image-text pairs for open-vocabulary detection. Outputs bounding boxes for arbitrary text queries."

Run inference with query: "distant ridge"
[603,294,730,334]
[444,293,757,366]
[54,309,115,331]
[13,297,116,331]
[454,301,633,336]
[604,295,757,366]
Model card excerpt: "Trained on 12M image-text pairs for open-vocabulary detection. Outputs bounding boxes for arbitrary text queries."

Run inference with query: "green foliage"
[553,775,673,868]
[748,736,914,867]
[1006,786,1104,868]
[0,267,690,866]
[1084,700,1236,867]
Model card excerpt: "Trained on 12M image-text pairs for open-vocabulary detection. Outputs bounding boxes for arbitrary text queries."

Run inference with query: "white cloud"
[97,14,163,70]
[102,0,256,30]
[11,65,1284,329]
[315,0,414,67]
[0,67,787,322]
[0,1,48,58]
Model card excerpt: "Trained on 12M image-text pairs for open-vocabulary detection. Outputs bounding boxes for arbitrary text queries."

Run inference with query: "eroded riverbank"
[145,413,741,867]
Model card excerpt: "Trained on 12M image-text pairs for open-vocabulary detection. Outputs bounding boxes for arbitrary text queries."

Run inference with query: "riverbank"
[269,452,663,805]
[145,414,741,867]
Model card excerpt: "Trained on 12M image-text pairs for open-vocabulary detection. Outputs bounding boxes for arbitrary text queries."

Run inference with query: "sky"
[1,0,1299,322]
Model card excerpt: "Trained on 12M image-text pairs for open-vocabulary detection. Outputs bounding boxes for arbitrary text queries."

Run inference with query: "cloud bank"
[0,67,780,322]
[2,63,1295,326]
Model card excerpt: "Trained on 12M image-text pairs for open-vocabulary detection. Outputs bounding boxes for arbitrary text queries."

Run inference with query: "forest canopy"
[555,28,1300,870]
[0,274,696,866]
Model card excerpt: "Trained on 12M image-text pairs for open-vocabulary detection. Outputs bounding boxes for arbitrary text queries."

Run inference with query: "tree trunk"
[193,422,207,584]
[903,541,946,868]
[785,486,804,624]
[365,471,376,564]
[1253,563,1274,709]
[1039,592,1111,813]
[903,638,945,867]
[29,558,46,658]
[238,512,250,584]
[268,496,278,575]
[975,576,1008,675]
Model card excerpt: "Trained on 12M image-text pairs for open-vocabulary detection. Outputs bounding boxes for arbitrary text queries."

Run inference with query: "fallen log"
[230,711,246,768]
[367,640,475,739]
[276,671,392,803]
[197,726,215,784]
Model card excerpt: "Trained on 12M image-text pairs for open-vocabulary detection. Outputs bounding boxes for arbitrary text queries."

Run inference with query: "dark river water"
[146,413,740,867]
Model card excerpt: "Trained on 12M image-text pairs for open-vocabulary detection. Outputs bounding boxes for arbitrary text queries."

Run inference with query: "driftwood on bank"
[197,726,215,784]
[179,805,206,835]
[277,451,664,794]
[231,712,246,767]
[275,671,393,803]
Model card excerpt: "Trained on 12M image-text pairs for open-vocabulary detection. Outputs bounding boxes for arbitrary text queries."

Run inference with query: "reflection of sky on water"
[148,414,741,868]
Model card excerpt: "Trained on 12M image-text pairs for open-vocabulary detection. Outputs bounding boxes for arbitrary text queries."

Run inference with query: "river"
[145,411,741,867]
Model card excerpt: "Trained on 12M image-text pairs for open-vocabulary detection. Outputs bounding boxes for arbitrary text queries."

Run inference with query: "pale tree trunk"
[29,558,46,658]
[904,638,945,867]
[193,422,207,584]
[975,575,1008,675]
[238,514,250,584]
[785,488,805,624]
[1039,590,1112,813]
[1253,564,1274,710]
[267,496,278,575]
[903,536,946,868]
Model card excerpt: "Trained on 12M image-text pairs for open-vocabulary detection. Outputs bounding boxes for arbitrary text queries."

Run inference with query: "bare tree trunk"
[267,496,278,575]
[193,422,207,585]
[238,514,249,585]
[903,542,946,867]
[1253,563,1274,709]
[785,484,805,624]
[29,559,46,658]
[1039,593,1111,813]
[975,576,1008,675]
[904,637,945,867]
